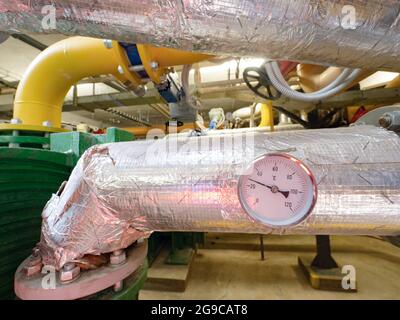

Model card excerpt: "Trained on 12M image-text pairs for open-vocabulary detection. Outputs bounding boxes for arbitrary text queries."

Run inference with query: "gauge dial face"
[238,153,317,227]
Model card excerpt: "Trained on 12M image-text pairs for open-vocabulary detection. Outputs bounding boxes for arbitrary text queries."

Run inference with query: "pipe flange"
[14,241,147,300]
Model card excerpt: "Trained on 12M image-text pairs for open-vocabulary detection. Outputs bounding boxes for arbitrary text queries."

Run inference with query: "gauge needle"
[248,178,290,198]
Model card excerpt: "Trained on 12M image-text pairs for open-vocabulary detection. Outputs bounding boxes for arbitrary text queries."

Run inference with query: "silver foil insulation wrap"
[2,1,400,71]
[40,126,400,269]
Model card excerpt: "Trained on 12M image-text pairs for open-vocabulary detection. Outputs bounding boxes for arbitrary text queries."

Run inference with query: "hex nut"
[28,255,42,267]
[59,265,80,283]
[379,115,392,128]
[103,39,113,49]
[42,120,52,127]
[10,118,22,124]
[110,250,126,266]
[150,61,159,70]
[24,263,42,277]
[133,85,147,98]
[23,253,42,276]
[113,281,123,292]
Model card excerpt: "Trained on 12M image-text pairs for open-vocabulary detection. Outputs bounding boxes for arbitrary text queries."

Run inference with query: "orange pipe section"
[385,75,400,89]
[297,64,372,93]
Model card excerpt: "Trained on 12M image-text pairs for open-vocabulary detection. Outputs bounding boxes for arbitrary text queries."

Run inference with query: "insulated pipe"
[2,1,400,71]
[39,126,400,268]
[297,65,373,93]
[13,36,143,129]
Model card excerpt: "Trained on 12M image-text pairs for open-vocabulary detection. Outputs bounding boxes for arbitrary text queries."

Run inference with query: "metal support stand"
[298,235,357,292]
[166,233,195,265]
[145,233,202,292]
[260,235,265,261]
[311,235,338,269]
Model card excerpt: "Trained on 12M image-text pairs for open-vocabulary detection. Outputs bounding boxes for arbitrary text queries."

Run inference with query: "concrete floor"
[140,234,400,300]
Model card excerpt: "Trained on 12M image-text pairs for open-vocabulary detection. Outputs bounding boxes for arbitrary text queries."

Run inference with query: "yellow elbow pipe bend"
[8,36,213,132]
[12,36,143,130]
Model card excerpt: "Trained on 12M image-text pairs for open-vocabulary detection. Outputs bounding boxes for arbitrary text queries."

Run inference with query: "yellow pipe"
[5,37,213,132]
[137,44,212,84]
[11,36,143,130]
[258,102,274,131]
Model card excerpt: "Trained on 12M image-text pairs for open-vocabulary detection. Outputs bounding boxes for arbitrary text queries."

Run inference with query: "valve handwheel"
[243,65,281,101]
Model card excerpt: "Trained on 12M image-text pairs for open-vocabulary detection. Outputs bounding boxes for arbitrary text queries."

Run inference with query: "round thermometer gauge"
[238,153,317,227]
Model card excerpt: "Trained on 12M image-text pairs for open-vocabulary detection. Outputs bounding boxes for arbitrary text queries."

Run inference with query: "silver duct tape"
[39,125,400,269]
[1,1,400,70]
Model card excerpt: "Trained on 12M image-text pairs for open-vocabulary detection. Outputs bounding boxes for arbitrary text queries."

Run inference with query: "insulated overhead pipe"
[2,1,400,71]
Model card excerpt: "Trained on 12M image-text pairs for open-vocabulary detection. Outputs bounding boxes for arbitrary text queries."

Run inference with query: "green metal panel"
[0,147,72,299]
[0,135,49,146]
[166,232,205,265]
[50,127,134,165]
[104,127,134,143]
[50,131,98,165]
[0,130,51,149]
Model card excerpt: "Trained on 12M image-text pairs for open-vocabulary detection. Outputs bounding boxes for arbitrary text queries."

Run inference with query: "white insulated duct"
[1,1,400,71]
[40,126,400,269]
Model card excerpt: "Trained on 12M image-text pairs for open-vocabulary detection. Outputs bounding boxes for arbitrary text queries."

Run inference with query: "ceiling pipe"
[11,33,47,51]
[1,1,400,71]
